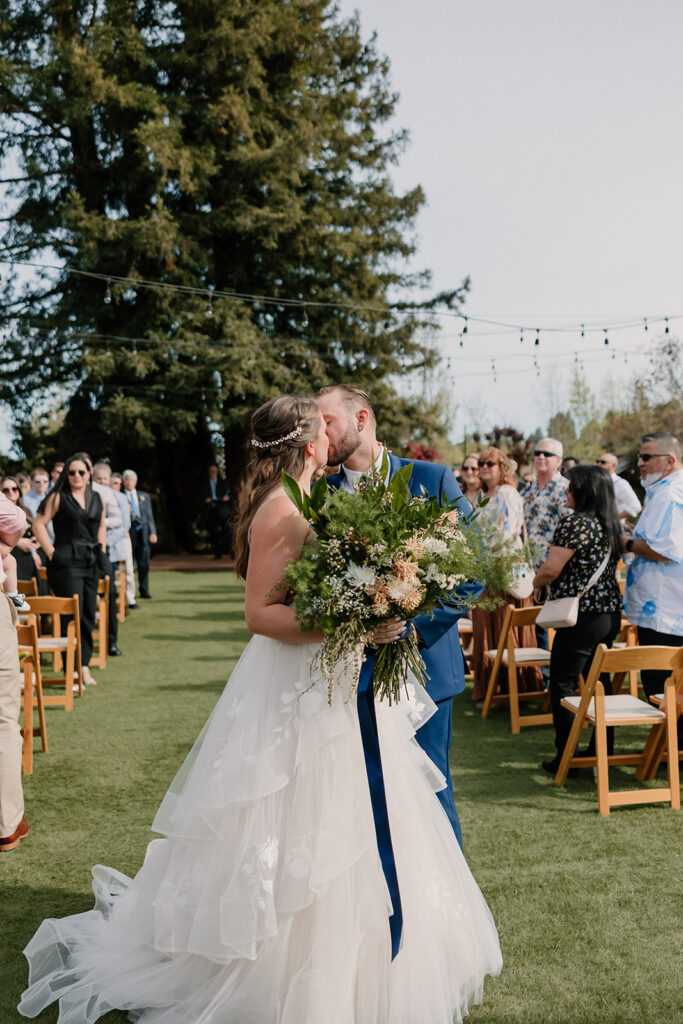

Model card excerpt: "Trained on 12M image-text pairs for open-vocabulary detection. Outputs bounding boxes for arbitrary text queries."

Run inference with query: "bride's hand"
[373,618,407,645]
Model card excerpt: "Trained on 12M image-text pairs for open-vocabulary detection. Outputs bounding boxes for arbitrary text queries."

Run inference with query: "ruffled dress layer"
[19,636,502,1024]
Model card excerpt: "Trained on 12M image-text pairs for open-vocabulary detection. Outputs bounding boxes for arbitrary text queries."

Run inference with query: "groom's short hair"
[316,384,376,427]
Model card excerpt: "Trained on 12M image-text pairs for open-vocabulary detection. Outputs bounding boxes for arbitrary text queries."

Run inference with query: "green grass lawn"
[1,571,680,1024]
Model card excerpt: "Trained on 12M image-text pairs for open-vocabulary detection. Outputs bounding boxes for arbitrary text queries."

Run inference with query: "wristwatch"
[625,538,635,553]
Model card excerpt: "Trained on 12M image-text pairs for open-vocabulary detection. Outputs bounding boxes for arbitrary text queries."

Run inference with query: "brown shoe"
[0,816,30,852]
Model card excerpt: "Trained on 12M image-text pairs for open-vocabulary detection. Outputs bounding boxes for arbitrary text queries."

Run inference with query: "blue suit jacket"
[326,453,484,701]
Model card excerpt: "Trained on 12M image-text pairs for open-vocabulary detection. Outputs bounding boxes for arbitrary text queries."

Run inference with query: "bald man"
[596,452,641,519]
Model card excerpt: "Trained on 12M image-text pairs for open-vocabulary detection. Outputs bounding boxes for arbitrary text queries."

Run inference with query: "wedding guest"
[471,447,541,706]
[459,455,481,505]
[16,473,30,497]
[0,476,40,600]
[534,465,622,774]
[122,470,157,600]
[596,452,641,520]
[201,463,231,559]
[111,473,137,609]
[623,432,683,743]
[22,467,50,518]
[561,455,578,479]
[49,462,64,490]
[0,491,30,853]
[91,461,125,656]
[521,438,569,668]
[32,453,106,687]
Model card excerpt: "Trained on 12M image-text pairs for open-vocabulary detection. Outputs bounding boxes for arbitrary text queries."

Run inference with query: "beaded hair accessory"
[250,425,303,449]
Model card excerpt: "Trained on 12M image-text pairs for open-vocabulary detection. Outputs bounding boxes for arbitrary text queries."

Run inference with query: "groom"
[316,384,483,848]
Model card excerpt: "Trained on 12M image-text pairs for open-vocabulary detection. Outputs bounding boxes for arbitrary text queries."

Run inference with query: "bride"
[19,394,502,1024]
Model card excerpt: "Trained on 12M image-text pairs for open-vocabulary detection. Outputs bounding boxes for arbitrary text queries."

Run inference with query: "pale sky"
[338,0,683,438]
[2,1,682,455]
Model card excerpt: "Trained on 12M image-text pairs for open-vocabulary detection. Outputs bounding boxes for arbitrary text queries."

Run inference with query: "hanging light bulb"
[103,279,112,305]
[664,317,670,334]
[519,329,524,344]
[644,318,648,332]
[205,295,213,317]
[534,328,540,346]
[459,332,464,348]
[580,324,584,339]
[604,329,609,346]
[301,305,309,329]
[462,316,468,334]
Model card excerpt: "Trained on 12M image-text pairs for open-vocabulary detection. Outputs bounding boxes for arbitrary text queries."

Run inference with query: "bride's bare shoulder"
[250,489,306,544]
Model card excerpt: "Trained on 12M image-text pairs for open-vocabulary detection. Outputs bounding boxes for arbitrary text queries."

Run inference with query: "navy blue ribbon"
[356,651,403,960]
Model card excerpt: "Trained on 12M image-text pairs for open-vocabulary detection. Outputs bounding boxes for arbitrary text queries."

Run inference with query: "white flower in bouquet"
[345,562,376,589]
[422,537,449,556]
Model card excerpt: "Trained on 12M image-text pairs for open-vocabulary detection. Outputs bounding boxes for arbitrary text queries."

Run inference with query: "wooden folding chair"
[19,595,83,711]
[555,645,680,815]
[458,617,474,678]
[481,604,552,733]
[635,649,683,780]
[37,565,47,581]
[613,577,639,697]
[116,562,127,622]
[17,578,39,597]
[92,575,110,670]
[16,619,48,774]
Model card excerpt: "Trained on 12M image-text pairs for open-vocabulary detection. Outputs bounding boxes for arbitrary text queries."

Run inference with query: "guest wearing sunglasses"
[471,447,541,705]
[459,456,482,505]
[32,453,107,687]
[520,439,570,670]
[0,476,42,587]
[623,433,683,744]
[22,468,51,518]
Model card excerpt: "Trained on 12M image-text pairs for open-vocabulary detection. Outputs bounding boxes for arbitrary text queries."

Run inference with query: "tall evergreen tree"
[0,0,467,546]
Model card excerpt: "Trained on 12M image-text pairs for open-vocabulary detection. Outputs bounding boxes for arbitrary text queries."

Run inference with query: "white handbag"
[536,550,611,630]
[508,561,534,600]
[508,520,534,600]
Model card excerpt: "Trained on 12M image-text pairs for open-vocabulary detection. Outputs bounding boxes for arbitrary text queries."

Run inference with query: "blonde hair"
[477,447,516,492]
[234,395,321,578]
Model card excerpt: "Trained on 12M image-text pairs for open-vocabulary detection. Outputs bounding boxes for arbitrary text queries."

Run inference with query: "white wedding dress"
[19,636,502,1024]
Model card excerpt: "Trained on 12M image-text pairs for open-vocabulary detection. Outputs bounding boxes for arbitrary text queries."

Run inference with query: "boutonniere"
[139,495,146,502]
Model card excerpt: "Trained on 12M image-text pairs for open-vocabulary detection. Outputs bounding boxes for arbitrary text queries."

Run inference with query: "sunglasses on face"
[478,461,499,469]
[638,452,672,462]
[32,477,49,484]
[2,486,19,494]
[462,465,478,472]
[596,460,610,466]
[533,450,559,459]
[68,468,88,477]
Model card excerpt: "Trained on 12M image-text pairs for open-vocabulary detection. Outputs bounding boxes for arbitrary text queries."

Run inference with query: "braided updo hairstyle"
[234,394,322,578]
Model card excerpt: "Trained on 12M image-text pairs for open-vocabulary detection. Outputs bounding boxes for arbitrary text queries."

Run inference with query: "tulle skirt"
[19,636,502,1024]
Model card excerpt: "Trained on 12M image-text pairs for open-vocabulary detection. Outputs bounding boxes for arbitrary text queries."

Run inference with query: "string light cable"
[0,258,680,340]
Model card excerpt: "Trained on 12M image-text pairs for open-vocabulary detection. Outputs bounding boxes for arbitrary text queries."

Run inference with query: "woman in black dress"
[32,453,106,687]
[0,475,42,586]
[533,465,623,773]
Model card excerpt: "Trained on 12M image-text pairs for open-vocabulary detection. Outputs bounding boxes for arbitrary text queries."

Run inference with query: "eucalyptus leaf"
[281,471,304,512]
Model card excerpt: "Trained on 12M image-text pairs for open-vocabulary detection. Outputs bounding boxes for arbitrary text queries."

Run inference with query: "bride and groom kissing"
[18,385,501,1024]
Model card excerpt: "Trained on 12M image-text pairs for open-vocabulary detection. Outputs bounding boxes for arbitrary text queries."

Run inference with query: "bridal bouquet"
[281,455,514,703]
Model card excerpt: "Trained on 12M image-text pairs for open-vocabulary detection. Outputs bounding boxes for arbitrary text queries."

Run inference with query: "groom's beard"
[328,429,361,467]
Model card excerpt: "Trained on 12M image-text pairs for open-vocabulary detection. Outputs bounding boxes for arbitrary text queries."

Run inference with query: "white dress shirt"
[624,469,683,635]
[611,473,641,518]
[340,447,390,492]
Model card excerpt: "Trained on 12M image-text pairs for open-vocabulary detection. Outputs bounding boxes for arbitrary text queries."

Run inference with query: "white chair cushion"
[563,694,665,721]
[37,637,69,650]
[485,648,550,663]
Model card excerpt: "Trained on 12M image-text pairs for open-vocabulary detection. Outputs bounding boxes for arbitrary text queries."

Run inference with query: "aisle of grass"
[1,571,680,1024]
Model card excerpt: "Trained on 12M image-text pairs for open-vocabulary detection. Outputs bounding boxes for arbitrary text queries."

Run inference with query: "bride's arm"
[244,497,324,644]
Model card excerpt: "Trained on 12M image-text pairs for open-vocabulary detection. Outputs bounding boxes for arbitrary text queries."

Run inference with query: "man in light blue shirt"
[623,432,683,740]
[22,467,50,518]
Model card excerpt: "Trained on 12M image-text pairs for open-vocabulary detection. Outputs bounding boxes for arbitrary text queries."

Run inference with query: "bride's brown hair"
[234,394,321,578]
